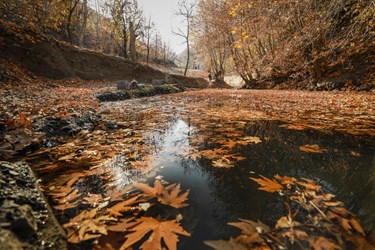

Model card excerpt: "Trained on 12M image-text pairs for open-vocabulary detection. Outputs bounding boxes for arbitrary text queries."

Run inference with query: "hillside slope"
[0,24,208,88]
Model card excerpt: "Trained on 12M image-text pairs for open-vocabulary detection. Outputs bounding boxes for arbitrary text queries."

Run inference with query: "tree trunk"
[184,41,189,76]
[129,21,137,62]
[146,36,150,64]
[123,28,128,59]
[67,0,80,44]
[78,0,88,46]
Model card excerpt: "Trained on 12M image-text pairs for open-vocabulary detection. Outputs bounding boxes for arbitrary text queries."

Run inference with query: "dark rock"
[8,204,37,239]
[96,91,132,102]
[33,111,100,138]
[0,228,24,250]
[116,80,129,90]
[0,161,67,249]
[130,79,138,88]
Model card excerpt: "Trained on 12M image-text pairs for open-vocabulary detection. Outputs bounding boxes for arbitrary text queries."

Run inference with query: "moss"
[96,84,184,102]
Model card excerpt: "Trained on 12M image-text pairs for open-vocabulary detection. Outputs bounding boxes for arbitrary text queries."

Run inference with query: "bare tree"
[66,0,80,44]
[126,0,144,62]
[78,0,88,46]
[172,0,197,76]
[144,15,155,65]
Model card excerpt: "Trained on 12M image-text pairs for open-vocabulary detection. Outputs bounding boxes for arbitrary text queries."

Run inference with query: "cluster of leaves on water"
[205,175,374,250]
[54,173,191,249]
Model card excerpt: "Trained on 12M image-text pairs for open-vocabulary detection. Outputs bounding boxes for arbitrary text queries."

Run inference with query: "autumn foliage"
[194,0,374,88]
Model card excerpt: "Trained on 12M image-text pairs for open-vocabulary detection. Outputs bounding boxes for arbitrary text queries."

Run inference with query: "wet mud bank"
[0,161,67,249]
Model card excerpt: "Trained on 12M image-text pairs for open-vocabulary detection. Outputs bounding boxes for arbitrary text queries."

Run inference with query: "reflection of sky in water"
[147,119,375,248]
[97,118,375,248]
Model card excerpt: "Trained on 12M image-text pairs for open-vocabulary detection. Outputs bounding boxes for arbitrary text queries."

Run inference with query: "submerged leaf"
[204,238,248,250]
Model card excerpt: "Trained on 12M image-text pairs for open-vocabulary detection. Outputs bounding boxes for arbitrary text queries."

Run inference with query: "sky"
[137,0,195,54]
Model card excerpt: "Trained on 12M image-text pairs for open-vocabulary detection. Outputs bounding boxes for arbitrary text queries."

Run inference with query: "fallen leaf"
[212,157,235,168]
[120,216,190,250]
[299,144,324,153]
[308,236,340,250]
[107,195,141,217]
[64,208,116,243]
[133,180,190,208]
[250,175,283,193]
[240,136,262,144]
[297,178,321,191]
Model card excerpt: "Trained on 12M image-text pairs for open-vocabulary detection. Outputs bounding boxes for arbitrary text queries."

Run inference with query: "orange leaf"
[250,175,283,193]
[134,180,190,208]
[19,112,32,127]
[299,144,323,153]
[120,216,190,250]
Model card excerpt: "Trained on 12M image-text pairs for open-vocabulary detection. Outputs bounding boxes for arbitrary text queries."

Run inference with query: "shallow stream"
[145,118,375,249]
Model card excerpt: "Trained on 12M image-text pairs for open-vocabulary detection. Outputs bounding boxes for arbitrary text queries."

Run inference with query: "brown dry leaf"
[239,136,262,145]
[160,183,190,208]
[212,157,235,168]
[220,139,238,149]
[250,175,283,193]
[228,219,264,235]
[349,218,366,236]
[275,216,301,229]
[107,195,141,217]
[187,150,201,160]
[308,236,340,250]
[204,238,249,250]
[200,148,229,160]
[323,201,342,207]
[133,180,190,208]
[64,208,117,243]
[133,180,164,198]
[107,217,138,232]
[120,216,190,250]
[207,219,269,249]
[297,178,321,191]
[275,175,297,185]
[299,144,324,153]
[83,193,104,207]
[18,112,32,127]
[284,124,306,131]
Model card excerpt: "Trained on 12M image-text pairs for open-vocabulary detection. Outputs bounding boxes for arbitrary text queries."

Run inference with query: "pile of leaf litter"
[1,61,375,249]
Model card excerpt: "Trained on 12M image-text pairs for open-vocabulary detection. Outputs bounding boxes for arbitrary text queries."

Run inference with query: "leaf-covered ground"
[1,64,374,249]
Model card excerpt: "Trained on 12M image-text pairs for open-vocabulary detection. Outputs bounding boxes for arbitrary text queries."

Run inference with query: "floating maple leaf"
[64,208,117,243]
[239,136,262,145]
[299,144,324,153]
[107,195,142,217]
[212,157,235,168]
[297,178,321,191]
[133,180,190,208]
[275,175,297,185]
[205,219,270,250]
[250,175,283,193]
[120,216,190,250]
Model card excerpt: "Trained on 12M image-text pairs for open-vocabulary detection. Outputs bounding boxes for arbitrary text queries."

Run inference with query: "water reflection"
[148,118,375,248]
